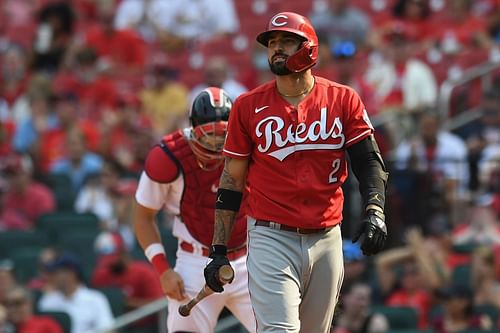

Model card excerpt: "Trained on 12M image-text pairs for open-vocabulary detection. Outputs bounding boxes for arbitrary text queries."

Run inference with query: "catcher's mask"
[188,87,231,170]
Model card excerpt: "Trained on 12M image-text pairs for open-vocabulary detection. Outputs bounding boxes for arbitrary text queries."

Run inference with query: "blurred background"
[1,0,500,332]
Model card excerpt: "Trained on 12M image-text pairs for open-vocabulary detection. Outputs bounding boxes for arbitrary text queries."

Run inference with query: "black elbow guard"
[347,135,389,209]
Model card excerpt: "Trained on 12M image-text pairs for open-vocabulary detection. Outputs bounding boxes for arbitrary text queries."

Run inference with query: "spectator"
[455,89,500,192]
[0,44,30,115]
[50,128,103,193]
[375,248,433,329]
[0,154,55,230]
[431,285,493,333]
[139,59,189,138]
[489,2,500,44]
[30,1,75,73]
[341,241,369,292]
[5,286,63,333]
[113,0,168,42]
[52,47,118,122]
[38,253,114,333]
[427,0,493,53]
[331,282,389,333]
[393,112,468,228]
[12,74,58,154]
[91,231,163,329]
[309,0,372,50]
[0,118,15,158]
[364,24,438,114]
[0,259,17,305]
[27,247,58,293]
[316,40,379,116]
[12,92,58,154]
[74,159,137,247]
[453,196,500,246]
[471,245,500,309]
[371,0,433,51]
[150,0,239,52]
[37,92,100,173]
[0,302,15,333]
[100,93,152,173]
[84,0,146,74]
[190,56,247,102]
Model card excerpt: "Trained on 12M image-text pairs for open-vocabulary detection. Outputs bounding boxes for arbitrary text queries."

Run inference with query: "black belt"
[255,220,333,234]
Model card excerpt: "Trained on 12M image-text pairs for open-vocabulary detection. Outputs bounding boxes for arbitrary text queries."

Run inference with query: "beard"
[268,59,292,76]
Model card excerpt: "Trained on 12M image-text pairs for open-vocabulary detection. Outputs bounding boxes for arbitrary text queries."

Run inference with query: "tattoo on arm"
[213,158,246,246]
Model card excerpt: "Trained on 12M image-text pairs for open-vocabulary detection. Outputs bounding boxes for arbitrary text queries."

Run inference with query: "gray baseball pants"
[246,217,344,333]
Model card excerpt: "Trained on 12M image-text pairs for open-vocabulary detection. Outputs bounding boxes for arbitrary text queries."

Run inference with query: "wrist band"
[215,188,243,212]
[145,243,169,275]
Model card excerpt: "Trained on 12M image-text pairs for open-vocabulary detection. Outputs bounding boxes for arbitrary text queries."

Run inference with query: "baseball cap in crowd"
[331,41,357,59]
[46,253,84,280]
[343,240,363,263]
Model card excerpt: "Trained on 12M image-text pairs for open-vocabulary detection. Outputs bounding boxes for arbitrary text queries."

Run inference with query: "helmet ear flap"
[285,41,318,73]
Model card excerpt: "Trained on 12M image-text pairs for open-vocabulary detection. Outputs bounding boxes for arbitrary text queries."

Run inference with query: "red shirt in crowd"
[15,316,64,333]
[85,27,145,67]
[4,182,55,229]
[0,120,15,157]
[386,289,432,329]
[52,72,118,121]
[91,260,163,302]
[223,77,373,228]
[91,259,163,326]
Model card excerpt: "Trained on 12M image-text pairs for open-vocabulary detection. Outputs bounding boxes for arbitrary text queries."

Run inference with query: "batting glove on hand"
[203,245,233,293]
[352,209,387,256]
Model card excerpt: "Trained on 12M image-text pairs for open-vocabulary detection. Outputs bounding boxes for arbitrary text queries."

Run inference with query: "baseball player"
[203,12,389,333]
[133,87,256,333]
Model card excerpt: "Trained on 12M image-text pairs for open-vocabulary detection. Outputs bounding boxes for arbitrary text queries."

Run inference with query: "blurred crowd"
[1,0,500,332]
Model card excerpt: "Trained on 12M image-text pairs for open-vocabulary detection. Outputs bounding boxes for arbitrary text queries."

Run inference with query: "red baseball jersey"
[223,76,374,228]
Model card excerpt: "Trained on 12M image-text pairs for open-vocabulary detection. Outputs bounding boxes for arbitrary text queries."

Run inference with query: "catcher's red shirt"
[223,76,374,228]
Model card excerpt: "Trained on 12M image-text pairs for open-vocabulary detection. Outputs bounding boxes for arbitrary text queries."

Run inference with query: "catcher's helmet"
[188,87,232,170]
[256,12,319,73]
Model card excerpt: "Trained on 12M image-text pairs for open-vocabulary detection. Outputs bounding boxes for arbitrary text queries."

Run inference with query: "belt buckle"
[297,228,308,235]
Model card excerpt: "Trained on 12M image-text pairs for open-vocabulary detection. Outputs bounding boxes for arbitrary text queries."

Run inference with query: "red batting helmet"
[256,12,319,73]
[188,87,232,170]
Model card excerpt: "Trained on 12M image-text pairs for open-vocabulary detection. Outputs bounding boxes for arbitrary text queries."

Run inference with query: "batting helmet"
[256,12,319,73]
[188,87,232,170]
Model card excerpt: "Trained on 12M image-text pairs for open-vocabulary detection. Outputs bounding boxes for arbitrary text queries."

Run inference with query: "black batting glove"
[203,245,232,293]
[352,209,387,255]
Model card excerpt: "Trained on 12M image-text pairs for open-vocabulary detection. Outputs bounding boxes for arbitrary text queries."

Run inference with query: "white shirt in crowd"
[114,0,239,41]
[38,286,114,333]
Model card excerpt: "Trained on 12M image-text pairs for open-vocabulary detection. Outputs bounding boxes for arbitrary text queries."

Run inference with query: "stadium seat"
[38,311,72,333]
[36,212,100,243]
[41,174,77,211]
[386,330,435,333]
[98,287,126,318]
[474,304,499,324]
[451,264,472,289]
[371,305,418,330]
[10,247,42,283]
[0,230,50,258]
[56,231,100,279]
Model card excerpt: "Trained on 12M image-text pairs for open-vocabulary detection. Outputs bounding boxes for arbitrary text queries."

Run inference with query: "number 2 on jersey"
[328,159,341,183]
